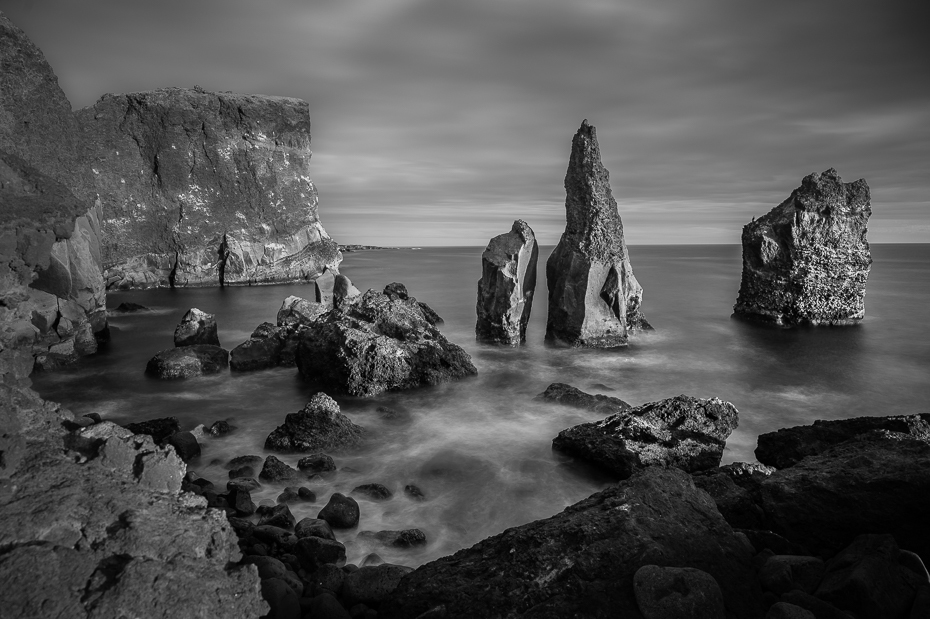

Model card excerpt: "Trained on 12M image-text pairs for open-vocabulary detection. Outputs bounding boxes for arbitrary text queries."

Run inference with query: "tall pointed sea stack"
[545,120,648,347]
[476,219,538,345]
[734,168,872,326]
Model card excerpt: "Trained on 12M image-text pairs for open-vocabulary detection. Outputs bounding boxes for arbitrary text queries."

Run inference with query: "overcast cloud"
[4,0,928,244]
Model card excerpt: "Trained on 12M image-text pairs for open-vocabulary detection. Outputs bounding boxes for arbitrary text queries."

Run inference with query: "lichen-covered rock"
[77,86,342,289]
[545,120,649,348]
[734,168,872,326]
[173,307,220,347]
[265,393,364,453]
[552,394,739,478]
[755,413,930,469]
[475,219,538,345]
[379,467,763,619]
[536,382,631,415]
[295,287,477,397]
[145,344,229,379]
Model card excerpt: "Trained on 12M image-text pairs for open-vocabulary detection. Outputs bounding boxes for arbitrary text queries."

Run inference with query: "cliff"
[545,120,649,347]
[77,87,341,288]
[734,168,872,326]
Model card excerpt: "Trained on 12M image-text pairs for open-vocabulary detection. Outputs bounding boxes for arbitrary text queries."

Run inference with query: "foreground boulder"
[145,345,229,379]
[734,168,872,326]
[545,120,649,347]
[265,393,364,452]
[296,286,477,396]
[379,467,763,618]
[173,307,220,347]
[552,393,738,478]
[77,86,342,289]
[475,219,538,345]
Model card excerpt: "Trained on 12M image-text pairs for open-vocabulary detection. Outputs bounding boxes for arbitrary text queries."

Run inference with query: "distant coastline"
[338,244,406,252]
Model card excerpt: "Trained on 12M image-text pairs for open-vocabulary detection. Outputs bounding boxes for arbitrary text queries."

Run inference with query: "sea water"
[32,244,930,567]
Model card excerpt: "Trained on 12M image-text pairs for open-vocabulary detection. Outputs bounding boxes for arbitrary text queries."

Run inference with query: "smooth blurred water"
[32,244,930,567]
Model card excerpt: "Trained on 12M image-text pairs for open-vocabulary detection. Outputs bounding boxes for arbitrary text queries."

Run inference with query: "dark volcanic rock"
[552,394,738,478]
[173,307,220,347]
[114,302,149,312]
[317,493,360,529]
[342,564,415,608]
[264,393,364,453]
[755,413,930,469]
[297,453,336,474]
[475,219,538,345]
[536,382,631,415]
[145,344,229,379]
[633,564,726,618]
[230,322,288,371]
[351,483,393,501]
[357,529,427,549]
[295,287,477,396]
[734,168,872,326]
[545,120,649,348]
[379,467,763,619]
[77,87,342,289]
[259,455,302,483]
[123,417,181,444]
[167,431,201,462]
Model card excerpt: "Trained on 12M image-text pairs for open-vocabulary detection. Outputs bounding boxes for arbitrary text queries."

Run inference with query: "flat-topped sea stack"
[734,168,872,326]
[546,120,649,347]
[475,219,538,345]
[77,87,341,289]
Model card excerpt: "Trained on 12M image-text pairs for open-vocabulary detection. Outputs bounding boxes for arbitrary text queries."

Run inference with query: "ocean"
[32,243,930,567]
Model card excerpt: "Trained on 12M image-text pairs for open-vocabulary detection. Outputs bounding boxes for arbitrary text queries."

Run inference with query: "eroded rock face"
[545,120,649,347]
[174,307,220,347]
[552,394,739,478]
[295,286,477,397]
[379,467,763,619]
[475,219,538,345]
[77,87,342,289]
[734,168,872,326]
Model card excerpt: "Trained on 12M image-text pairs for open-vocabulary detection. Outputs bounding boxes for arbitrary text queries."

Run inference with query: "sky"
[3,0,929,245]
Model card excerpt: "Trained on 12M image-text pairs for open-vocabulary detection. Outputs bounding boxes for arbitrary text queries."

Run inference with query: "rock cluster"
[551,388,739,478]
[265,393,365,453]
[77,87,342,289]
[475,219,538,345]
[734,168,873,326]
[545,120,650,347]
[146,308,229,379]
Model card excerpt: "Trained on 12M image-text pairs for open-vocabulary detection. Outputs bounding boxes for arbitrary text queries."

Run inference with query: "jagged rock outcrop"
[734,168,872,326]
[295,285,477,397]
[0,13,107,370]
[475,219,538,345]
[546,120,649,347]
[77,87,342,289]
[264,393,365,453]
[173,307,220,347]
[379,467,764,618]
[552,393,739,478]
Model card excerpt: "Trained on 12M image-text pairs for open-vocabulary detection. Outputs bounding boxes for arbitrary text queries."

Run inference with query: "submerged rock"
[174,307,220,347]
[379,467,763,618]
[734,168,872,326]
[536,382,631,415]
[145,344,229,379]
[475,219,538,345]
[552,394,738,478]
[295,286,476,397]
[77,86,342,289]
[545,120,649,348]
[264,393,364,453]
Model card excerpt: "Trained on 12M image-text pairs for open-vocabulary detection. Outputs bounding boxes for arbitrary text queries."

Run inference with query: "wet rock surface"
[475,219,538,345]
[536,382,631,415]
[545,120,650,348]
[734,168,872,326]
[145,344,230,379]
[173,307,220,347]
[77,86,342,289]
[380,467,763,618]
[552,393,739,478]
[295,286,477,396]
[265,393,365,453]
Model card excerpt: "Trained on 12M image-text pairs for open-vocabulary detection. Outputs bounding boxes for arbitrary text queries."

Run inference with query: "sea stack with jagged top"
[545,120,650,347]
[476,219,538,345]
[734,168,872,326]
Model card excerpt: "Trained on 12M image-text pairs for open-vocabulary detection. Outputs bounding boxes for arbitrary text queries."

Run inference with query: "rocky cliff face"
[475,219,538,345]
[0,12,107,370]
[545,120,649,347]
[77,87,341,288]
[734,168,872,326]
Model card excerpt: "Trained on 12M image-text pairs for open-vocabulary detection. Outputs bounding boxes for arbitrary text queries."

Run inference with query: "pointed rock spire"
[545,121,650,347]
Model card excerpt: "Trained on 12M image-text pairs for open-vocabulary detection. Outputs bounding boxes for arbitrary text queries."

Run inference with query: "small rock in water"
[277,487,300,504]
[123,416,180,444]
[228,477,262,492]
[265,393,365,453]
[295,517,336,541]
[297,453,336,474]
[258,504,297,530]
[166,431,200,462]
[537,382,630,415]
[298,487,316,502]
[296,536,347,572]
[259,455,302,482]
[114,301,149,312]
[317,493,360,529]
[209,420,232,436]
[145,344,229,379]
[357,529,427,549]
[361,553,384,567]
[174,307,220,347]
[228,465,255,479]
[226,454,264,469]
[351,483,393,501]
[404,484,425,501]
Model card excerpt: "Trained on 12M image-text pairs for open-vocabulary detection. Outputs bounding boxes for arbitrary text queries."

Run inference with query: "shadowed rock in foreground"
[734,168,872,326]
[475,219,538,345]
[379,467,763,618]
[546,120,650,347]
